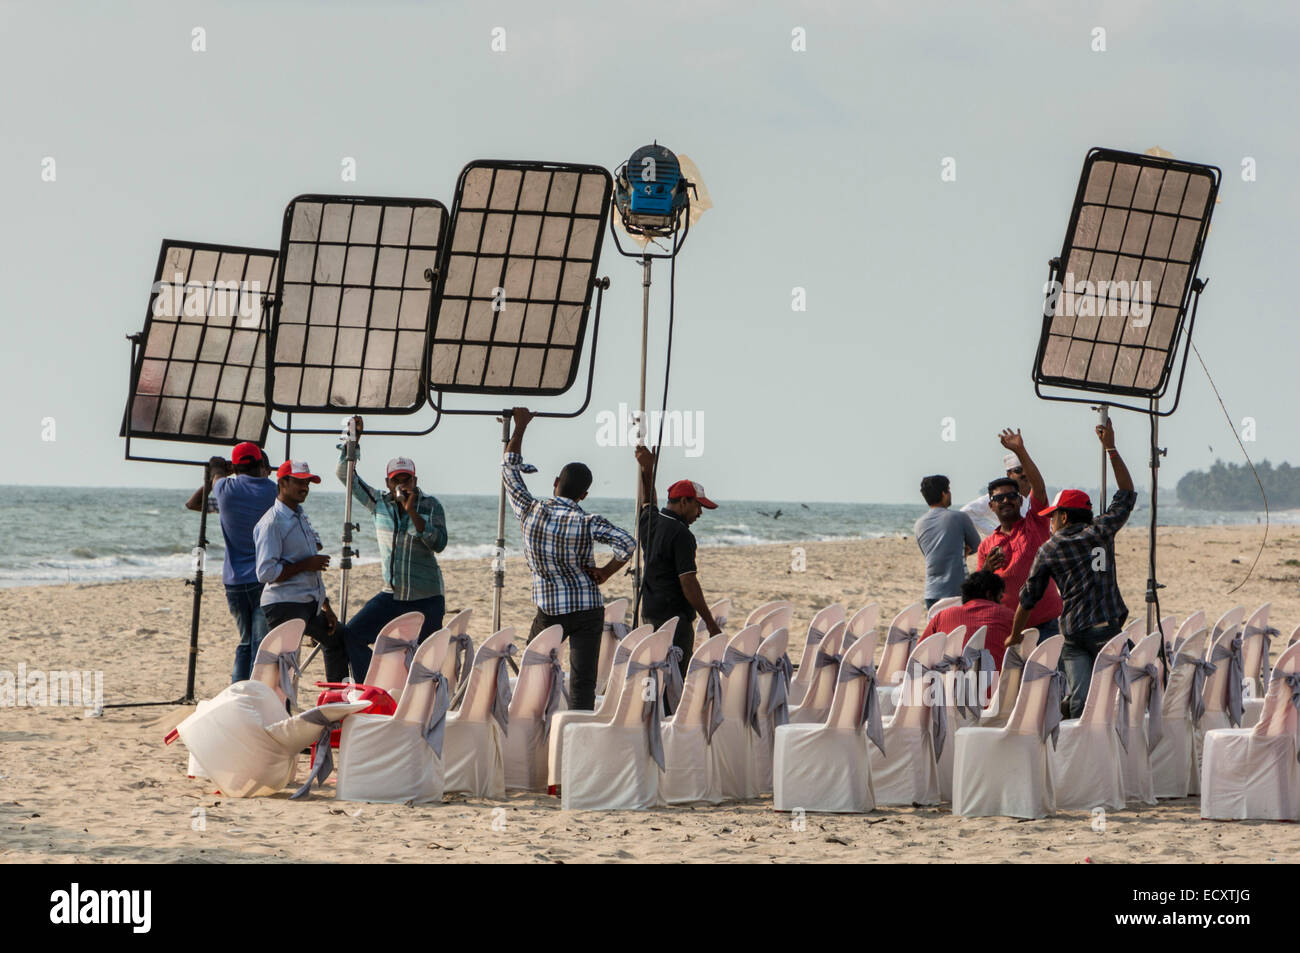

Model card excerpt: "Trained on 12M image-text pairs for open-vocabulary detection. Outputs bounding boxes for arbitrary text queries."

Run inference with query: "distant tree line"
[1176,459,1298,510]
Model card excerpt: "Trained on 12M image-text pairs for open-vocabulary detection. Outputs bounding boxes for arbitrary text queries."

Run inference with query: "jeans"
[529,606,604,711]
[1061,618,1126,718]
[225,582,268,683]
[647,612,696,715]
[1035,618,1061,639]
[339,592,446,683]
[263,599,371,684]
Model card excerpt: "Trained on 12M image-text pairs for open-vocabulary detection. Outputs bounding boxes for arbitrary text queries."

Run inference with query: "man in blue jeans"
[333,417,450,680]
[207,442,277,682]
[1009,421,1136,718]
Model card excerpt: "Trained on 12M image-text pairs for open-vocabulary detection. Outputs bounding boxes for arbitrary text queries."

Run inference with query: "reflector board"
[429,161,613,396]
[1034,148,1219,398]
[124,240,277,445]
[270,195,447,413]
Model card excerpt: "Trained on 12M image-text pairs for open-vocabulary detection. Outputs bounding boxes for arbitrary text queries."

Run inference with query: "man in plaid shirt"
[1010,420,1137,717]
[502,407,634,709]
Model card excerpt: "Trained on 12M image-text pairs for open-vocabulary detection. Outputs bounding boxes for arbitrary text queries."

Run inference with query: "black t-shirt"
[638,505,698,622]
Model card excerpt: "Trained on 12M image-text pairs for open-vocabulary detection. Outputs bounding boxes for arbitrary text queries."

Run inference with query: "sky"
[2,0,1297,505]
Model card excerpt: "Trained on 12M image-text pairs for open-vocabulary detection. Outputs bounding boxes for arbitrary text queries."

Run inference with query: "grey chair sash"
[448,632,473,689]
[477,643,518,737]
[612,642,634,668]
[722,645,760,736]
[1124,663,1165,753]
[886,624,919,657]
[290,708,336,799]
[1272,671,1300,761]
[626,646,685,770]
[756,653,794,729]
[1094,643,1133,750]
[1174,652,1215,726]
[815,650,843,671]
[604,619,631,640]
[408,660,451,757]
[1003,645,1025,673]
[687,655,734,743]
[953,644,996,719]
[254,646,300,705]
[907,660,948,759]
[1210,635,1245,727]
[841,632,859,650]
[838,660,885,755]
[805,625,828,649]
[521,646,570,735]
[372,633,416,673]
[1246,623,1279,687]
[1023,659,1066,749]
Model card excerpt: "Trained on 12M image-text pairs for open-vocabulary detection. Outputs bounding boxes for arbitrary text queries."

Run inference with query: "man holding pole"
[1009,421,1136,718]
[333,416,449,677]
[502,407,635,711]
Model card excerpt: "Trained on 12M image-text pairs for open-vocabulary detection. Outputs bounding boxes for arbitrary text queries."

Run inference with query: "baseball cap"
[1038,488,1091,516]
[667,479,717,509]
[232,441,262,465]
[386,457,416,478]
[276,460,321,483]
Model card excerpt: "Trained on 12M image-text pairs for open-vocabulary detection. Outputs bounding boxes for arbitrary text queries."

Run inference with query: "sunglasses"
[991,491,1021,503]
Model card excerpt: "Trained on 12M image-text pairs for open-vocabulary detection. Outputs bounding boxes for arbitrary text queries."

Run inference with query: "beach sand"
[2,524,1297,864]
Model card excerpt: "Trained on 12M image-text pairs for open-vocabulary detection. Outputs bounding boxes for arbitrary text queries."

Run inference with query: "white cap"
[386,457,416,477]
[1003,453,1022,471]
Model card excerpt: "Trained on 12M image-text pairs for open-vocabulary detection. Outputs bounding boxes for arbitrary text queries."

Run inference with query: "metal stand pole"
[339,417,360,625]
[632,254,651,623]
[493,411,512,633]
[1097,403,1109,503]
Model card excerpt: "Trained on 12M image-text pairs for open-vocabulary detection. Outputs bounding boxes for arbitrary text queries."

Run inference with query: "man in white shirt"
[961,452,1032,536]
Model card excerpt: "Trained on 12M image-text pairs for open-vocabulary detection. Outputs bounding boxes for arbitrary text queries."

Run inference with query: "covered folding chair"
[927,596,961,619]
[756,605,795,641]
[547,623,655,792]
[842,603,880,651]
[1169,612,1207,659]
[1200,640,1300,820]
[789,621,848,724]
[868,633,947,806]
[953,635,1066,819]
[442,628,516,798]
[1212,606,1247,641]
[1151,628,1210,798]
[661,634,729,804]
[876,602,926,717]
[176,683,367,798]
[931,625,970,800]
[594,599,630,697]
[788,604,846,706]
[746,600,793,628]
[1115,632,1165,805]
[441,608,474,694]
[1290,624,1300,648]
[359,611,425,698]
[1195,624,1246,776]
[695,598,731,637]
[751,627,793,795]
[335,632,452,804]
[561,627,677,810]
[980,628,1039,728]
[1046,631,1129,811]
[1241,603,1278,709]
[710,624,763,800]
[773,625,882,813]
[503,625,568,792]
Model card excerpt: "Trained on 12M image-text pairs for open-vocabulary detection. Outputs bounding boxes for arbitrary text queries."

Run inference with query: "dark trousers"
[647,612,696,715]
[263,599,369,684]
[1061,617,1127,718]
[224,582,268,683]
[529,606,604,711]
[338,592,446,685]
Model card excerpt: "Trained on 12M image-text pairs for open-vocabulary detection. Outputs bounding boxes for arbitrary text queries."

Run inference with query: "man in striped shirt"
[503,407,635,710]
[334,416,449,680]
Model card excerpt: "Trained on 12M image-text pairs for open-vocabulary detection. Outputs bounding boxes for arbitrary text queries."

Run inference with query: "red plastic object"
[310,683,396,766]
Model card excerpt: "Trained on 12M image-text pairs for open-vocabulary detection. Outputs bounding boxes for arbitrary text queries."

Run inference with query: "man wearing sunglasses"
[960,452,1032,535]
[976,429,1062,640]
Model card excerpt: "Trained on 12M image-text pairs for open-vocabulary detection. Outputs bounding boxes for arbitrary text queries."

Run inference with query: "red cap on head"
[667,479,717,509]
[276,460,321,484]
[231,441,262,465]
[1038,488,1092,516]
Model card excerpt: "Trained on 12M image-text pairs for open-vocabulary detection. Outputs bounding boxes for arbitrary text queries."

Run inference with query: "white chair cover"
[788,604,845,706]
[927,596,961,619]
[980,628,1039,728]
[336,632,452,804]
[1150,629,1209,798]
[1116,632,1165,805]
[1200,641,1300,820]
[710,624,763,800]
[789,621,848,724]
[594,599,630,697]
[867,633,947,806]
[361,610,425,697]
[842,603,880,651]
[933,625,970,801]
[661,635,728,804]
[503,625,568,792]
[751,627,792,795]
[876,602,926,718]
[1194,625,1246,776]
[442,628,515,798]
[695,597,731,636]
[953,636,1066,818]
[745,600,793,628]
[1047,631,1128,811]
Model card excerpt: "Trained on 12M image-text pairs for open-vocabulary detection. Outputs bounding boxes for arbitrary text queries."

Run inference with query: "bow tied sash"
[626,646,685,770]
[837,660,885,754]
[448,633,473,689]
[687,655,734,743]
[722,645,760,735]
[290,708,337,799]
[1122,662,1165,753]
[254,645,301,705]
[604,619,631,641]
[950,644,997,719]
[407,660,451,756]
[1022,660,1066,749]
[372,633,417,672]
[521,646,570,734]
[478,643,518,736]
[1210,635,1246,727]
[907,660,949,758]
[1174,652,1216,725]
[755,653,794,729]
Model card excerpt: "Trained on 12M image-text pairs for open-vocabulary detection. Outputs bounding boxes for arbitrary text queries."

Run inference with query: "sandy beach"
[2,524,1297,864]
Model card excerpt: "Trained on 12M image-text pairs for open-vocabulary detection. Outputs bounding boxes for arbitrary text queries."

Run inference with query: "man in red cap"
[1010,421,1136,717]
[635,445,723,691]
[188,442,277,682]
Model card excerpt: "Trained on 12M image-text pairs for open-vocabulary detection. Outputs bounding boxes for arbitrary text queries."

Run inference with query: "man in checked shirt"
[1009,420,1137,718]
[503,407,635,710]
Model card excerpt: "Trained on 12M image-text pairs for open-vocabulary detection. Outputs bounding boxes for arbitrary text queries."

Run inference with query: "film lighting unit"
[1033,147,1220,657]
[608,143,711,622]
